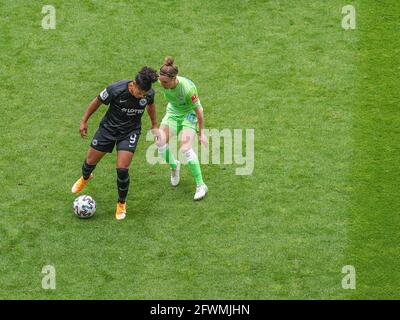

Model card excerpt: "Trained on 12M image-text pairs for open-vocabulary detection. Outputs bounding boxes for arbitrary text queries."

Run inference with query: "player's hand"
[80,120,88,138]
[198,131,208,146]
[150,125,160,141]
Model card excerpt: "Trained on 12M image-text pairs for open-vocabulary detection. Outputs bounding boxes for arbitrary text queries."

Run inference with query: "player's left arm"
[146,102,158,129]
[146,102,159,140]
[187,87,208,146]
[194,106,208,146]
[146,89,158,133]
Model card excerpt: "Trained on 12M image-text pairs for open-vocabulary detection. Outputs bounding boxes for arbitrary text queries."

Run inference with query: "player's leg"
[84,147,106,176]
[180,127,207,200]
[115,151,133,220]
[157,113,181,186]
[72,129,113,193]
[157,116,178,169]
[71,147,105,193]
[114,132,139,220]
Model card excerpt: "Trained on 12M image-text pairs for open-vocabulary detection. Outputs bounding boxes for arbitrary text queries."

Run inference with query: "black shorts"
[90,128,141,153]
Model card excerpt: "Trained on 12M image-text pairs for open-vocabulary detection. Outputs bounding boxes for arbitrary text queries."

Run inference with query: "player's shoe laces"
[115,202,127,220]
[171,160,181,187]
[71,174,93,193]
[194,183,208,201]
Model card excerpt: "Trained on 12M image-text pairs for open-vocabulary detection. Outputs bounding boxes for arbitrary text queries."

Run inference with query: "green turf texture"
[0,0,399,299]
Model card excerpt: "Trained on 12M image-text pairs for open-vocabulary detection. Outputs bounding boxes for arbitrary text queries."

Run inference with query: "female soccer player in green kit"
[157,56,208,200]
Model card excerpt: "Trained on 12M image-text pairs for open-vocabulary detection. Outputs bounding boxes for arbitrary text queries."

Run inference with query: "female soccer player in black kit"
[71,67,159,220]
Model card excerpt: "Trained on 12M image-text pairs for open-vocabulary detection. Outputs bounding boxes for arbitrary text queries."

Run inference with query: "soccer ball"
[73,195,96,218]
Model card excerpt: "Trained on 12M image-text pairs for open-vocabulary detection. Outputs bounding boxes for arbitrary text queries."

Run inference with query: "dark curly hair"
[135,66,159,91]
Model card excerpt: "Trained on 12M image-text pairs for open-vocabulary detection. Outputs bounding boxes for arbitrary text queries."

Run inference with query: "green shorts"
[160,111,198,134]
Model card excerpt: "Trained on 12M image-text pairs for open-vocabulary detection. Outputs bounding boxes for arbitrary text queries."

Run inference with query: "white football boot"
[170,161,181,187]
[194,183,208,201]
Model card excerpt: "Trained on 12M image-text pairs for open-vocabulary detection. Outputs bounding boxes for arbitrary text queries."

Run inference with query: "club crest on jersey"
[139,98,148,107]
[100,89,109,100]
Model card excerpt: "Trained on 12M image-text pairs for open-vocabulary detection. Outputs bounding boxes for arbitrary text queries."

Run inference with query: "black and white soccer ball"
[73,195,96,218]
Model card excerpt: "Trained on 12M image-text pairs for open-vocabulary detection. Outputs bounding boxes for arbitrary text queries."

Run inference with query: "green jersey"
[161,76,202,117]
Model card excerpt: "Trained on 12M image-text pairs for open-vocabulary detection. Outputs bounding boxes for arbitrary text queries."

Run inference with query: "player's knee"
[116,159,131,169]
[86,158,97,166]
[180,139,194,154]
[180,134,192,146]
[86,154,100,165]
[116,152,134,169]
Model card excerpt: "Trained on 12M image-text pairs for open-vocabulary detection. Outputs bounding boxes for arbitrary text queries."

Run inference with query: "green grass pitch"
[0,0,399,299]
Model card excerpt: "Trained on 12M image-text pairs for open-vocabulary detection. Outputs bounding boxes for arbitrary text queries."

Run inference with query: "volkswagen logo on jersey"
[139,98,148,107]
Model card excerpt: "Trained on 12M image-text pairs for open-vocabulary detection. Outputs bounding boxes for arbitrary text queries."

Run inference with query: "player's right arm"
[79,87,113,138]
[79,97,102,138]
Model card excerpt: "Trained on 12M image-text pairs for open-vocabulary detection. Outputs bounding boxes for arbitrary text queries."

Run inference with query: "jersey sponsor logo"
[191,94,198,103]
[139,98,148,107]
[100,89,109,101]
[121,107,145,116]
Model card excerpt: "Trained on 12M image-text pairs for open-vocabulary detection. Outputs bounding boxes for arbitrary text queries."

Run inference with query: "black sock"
[82,160,96,180]
[117,168,130,203]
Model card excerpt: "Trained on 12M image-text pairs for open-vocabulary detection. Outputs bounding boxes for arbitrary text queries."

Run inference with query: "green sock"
[188,159,204,186]
[159,144,177,169]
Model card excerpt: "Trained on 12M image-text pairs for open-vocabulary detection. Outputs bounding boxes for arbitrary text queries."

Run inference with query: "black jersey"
[97,80,155,139]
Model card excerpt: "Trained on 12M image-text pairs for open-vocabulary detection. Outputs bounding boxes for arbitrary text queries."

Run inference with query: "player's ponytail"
[160,56,178,77]
[135,66,159,91]
[164,56,174,66]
